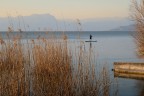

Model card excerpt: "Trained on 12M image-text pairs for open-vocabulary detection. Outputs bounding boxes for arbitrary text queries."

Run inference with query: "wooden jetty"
[113,62,144,80]
[113,62,144,74]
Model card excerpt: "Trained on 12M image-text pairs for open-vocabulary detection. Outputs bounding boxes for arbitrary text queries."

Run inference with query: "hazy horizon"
[0,0,134,31]
[0,13,134,31]
[0,13,130,20]
[1,0,130,19]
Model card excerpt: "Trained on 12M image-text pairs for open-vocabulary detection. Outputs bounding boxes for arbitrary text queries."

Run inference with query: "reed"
[0,35,29,95]
[0,32,115,96]
[131,0,144,56]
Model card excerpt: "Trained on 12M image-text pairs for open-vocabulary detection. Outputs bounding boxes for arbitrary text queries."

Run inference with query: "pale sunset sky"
[0,0,131,19]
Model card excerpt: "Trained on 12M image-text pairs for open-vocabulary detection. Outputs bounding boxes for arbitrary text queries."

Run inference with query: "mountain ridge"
[110,24,135,31]
[0,14,134,31]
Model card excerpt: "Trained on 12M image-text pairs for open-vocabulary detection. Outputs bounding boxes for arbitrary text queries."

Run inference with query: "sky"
[0,0,131,19]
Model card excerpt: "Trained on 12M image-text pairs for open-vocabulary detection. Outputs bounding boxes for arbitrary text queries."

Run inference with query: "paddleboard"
[85,41,97,42]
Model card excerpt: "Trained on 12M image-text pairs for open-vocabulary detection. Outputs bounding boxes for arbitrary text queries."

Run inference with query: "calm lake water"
[1,31,144,96]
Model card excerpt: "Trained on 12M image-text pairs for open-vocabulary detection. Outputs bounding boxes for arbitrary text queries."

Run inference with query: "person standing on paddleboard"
[90,34,92,40]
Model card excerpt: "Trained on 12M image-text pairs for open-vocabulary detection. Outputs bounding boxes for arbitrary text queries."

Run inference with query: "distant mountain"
[0,14,58,31]
[110,24,136,31]
[0,14,134,31]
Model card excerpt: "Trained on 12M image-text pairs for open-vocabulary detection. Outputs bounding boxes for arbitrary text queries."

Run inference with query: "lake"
[0,31,144,96]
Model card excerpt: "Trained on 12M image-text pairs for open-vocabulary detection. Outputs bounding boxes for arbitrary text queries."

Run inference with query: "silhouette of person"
[90,34,92,40]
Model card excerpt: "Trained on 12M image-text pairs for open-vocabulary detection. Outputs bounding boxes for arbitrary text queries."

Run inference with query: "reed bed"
[0,32,115,96]
[131,0,144,56]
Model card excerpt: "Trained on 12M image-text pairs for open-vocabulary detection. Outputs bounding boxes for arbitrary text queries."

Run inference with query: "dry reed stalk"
[0,32,115,96]
[70,43,111,96]
[0,35,29,95]
[32,36,73,96]
[131,0,144,56]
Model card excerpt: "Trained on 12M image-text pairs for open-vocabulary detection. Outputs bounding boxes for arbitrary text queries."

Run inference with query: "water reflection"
[136,81,144,96]
[114,72,144,80]
[114,71,144,96]
[90,42,92,48]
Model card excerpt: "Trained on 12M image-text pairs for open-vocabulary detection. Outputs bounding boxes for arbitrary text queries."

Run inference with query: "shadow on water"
[114,72,144,96]
[136,80,144,96]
